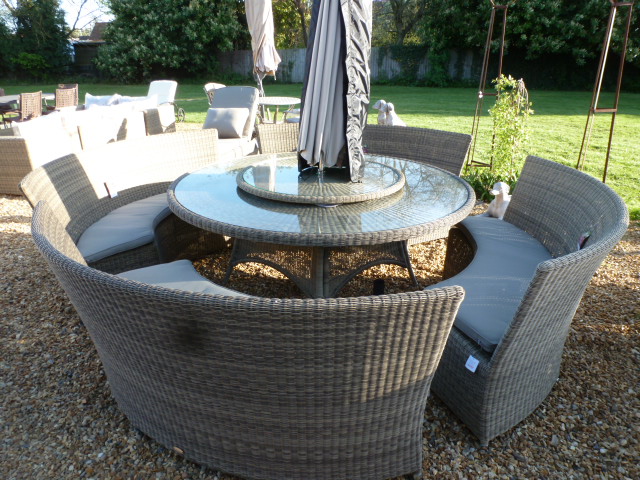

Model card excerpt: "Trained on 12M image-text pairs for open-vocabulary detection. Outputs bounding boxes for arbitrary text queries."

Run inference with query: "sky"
[60,0,112,31]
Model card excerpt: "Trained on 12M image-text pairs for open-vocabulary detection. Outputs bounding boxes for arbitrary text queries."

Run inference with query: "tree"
[95,0,243,82]
[64,0,112,38]
[2,0,71,78]
[272,0,310,48]
[389,0,427,45]
[421,0,639,66]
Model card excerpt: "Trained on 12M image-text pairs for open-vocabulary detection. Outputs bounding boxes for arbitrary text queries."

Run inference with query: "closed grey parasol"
[297,0,372,182]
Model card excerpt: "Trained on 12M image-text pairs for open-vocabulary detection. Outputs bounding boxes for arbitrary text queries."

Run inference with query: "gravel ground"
[1,193,638,480]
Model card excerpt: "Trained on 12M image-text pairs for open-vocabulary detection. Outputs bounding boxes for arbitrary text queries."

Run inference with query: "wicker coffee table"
[168,153,475,297]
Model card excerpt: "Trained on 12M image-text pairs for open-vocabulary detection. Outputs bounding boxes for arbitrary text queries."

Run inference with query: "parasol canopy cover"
[246,0,282,94]
[297,0,373,182]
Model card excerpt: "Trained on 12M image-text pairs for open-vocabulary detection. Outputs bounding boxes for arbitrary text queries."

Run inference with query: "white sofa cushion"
[77,194,171,263]
[217,137,258,159]
[12,113,76,168]
[117,259,250,296]
[85,93,121,108]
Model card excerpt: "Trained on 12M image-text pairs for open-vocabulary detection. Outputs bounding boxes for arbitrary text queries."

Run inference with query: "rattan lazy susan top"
[236,157,405,204]
[168,153,475,247]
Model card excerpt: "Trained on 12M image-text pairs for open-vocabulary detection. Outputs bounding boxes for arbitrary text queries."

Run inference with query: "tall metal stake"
[466,1,510,169]
[576,0,634,183]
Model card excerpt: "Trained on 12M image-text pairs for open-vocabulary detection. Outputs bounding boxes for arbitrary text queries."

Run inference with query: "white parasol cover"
[245,0,282,95]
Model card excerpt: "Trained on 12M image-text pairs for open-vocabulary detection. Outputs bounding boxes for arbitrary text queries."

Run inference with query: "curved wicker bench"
[20,130,226,273]
[429,155,629,445]
[31,200,465,480]
[362,124,471,176]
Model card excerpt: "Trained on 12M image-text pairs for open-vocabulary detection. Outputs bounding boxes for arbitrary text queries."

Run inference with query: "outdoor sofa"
[429,155,629,444]
[0,100,175,195]
[31,196,465,480]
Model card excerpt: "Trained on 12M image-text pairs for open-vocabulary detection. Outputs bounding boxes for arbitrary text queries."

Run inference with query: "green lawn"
[4,82,639,218]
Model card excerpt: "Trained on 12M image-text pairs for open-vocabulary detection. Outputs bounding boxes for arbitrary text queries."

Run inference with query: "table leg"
[311,246,328,298]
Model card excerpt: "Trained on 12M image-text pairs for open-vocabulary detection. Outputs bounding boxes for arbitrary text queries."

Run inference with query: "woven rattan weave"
[362,124,472,176]
[431,155,629,445]
[31,200,465,480]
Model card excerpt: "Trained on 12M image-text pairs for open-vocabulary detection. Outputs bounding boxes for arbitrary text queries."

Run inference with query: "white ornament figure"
[372,99,388,125]
[486,182,511,220]
[385,102,406,127]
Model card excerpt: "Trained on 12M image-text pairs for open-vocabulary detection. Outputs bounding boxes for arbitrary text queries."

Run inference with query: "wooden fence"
[218,47,483,84]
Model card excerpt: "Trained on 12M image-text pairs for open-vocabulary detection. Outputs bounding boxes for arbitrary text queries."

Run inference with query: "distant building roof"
[89,22,109,42]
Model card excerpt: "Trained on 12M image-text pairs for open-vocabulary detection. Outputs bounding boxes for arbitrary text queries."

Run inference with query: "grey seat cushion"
[433,215,552,352]
[117,259,250,296]
[77,193,171,263]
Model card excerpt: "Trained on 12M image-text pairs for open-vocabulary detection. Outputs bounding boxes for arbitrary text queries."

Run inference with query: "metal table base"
[224,238,418,298]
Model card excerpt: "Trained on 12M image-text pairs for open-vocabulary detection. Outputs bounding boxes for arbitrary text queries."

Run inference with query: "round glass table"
[168,153,475,297]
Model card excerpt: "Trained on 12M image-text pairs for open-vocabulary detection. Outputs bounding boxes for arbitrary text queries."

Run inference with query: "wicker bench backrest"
[505,155,628,257]
[20,130,219,242]
[362,124,472,175]
[31,201,464,480]
[256,122,299,153]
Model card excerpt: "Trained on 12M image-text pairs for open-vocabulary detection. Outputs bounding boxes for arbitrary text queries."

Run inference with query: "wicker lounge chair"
[203,82,226,105]
[362,124,471,176]
[430,155,629,445]
[256,122,299,153]
[31,199,465,480]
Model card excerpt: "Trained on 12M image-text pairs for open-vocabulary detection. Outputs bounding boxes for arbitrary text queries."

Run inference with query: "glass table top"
[170,153,475,246]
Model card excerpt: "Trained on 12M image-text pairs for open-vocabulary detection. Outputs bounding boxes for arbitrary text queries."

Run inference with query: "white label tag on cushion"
[465,355,479,373]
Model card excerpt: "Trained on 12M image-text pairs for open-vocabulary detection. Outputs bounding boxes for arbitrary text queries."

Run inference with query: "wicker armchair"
[362,124,471,176]
[3,91,42,125]
[431,155,629,445]
[256,122,299,153]
[53,84,79,109]
[58,83,79,105]
[32,199,464,480]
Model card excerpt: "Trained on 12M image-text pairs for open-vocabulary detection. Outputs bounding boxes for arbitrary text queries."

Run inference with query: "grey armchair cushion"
[433,215,552,352]
[208,86,259,138]
[77,194,171,262]
[118,259,250,296]
[203,107,250,138]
